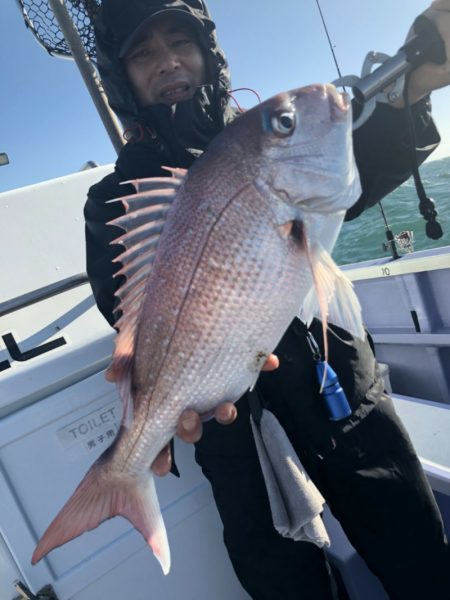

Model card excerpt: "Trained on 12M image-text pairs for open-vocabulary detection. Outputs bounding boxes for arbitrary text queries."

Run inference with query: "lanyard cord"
[403,75,443,240]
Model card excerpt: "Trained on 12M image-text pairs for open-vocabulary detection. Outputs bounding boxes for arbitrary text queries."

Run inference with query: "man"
[86,1,450,598]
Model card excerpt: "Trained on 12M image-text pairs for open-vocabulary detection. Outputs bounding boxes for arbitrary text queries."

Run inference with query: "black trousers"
[195,394,450,600]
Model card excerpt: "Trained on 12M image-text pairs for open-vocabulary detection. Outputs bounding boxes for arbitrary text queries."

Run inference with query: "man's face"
[123,15,207,107]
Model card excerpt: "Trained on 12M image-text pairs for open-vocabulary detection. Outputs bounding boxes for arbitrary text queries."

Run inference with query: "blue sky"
[1,0,449,193]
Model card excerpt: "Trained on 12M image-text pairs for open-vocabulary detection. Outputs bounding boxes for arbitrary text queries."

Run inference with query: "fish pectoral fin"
[107,169,188,428]
[300,243,365,340]
[31,459,171,575]
[277,219,303,242]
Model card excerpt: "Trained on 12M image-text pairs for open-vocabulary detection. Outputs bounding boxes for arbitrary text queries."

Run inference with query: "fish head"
[256,83,361,216]
[228,83,361,253]
[187,84,358,217]
[186,83,360,252]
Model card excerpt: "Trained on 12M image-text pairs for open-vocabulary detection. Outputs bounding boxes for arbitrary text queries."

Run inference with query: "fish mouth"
[293,84,350,122]
[327,85,350,122]
[159,82,193,104]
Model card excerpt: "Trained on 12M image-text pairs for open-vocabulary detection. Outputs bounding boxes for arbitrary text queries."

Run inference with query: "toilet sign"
[57,399,122,458]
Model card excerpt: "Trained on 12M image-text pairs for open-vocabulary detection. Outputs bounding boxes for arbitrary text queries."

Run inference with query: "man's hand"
[152,353,279,475]
[105,353,279,475]
[396,0,450,106]
[105,353,279,476]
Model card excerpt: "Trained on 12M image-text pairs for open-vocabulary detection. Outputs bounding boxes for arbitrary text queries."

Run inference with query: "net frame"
[16,0,100,59]
[15,0,124,152]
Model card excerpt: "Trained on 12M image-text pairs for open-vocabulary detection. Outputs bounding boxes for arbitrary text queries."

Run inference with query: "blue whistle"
[316,361,352,421]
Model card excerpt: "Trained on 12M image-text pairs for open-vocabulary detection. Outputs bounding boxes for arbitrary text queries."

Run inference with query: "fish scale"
[115,184,310,473]
[32,83,364,575]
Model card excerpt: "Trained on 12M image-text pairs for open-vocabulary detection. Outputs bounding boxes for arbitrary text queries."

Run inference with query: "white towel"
[250,409,330,548]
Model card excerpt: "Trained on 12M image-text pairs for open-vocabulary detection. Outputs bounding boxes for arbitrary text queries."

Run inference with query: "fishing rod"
[314,0,344,80]
[315,1,446,254]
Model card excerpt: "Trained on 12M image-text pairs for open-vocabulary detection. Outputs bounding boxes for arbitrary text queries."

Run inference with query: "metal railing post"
[47,0,125,154]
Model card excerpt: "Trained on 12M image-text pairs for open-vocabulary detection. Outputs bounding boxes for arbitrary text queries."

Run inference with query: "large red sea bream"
[32,83,364,574]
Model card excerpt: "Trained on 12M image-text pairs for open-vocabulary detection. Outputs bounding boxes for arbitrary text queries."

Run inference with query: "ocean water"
[332,156,450,265]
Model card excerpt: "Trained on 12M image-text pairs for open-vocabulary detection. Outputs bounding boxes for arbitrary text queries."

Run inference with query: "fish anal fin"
[32,460,171,575]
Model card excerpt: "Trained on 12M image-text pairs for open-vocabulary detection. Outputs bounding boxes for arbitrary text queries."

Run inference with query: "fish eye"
[271,111,296,137]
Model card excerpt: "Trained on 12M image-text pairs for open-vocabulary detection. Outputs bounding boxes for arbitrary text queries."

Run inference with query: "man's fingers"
[132,354,278,474]
[151,444,172,476]
[214,402,237,425]
[262,353,279,371]
[431,0,450,10]
[395,5,450,106]
[104,363,117,382]
[177,409,203,443]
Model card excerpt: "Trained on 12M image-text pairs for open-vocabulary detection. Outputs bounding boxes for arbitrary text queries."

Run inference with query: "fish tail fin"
[300,243,365,346]
[31,460,171,575]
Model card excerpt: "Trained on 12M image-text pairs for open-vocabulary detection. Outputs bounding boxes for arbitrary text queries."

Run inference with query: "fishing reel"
[382,230,415,255]
[333,15,446,130]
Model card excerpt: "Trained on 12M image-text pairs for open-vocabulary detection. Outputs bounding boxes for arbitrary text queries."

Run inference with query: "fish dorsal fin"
[108,170,187,426]
[300,243,365,344]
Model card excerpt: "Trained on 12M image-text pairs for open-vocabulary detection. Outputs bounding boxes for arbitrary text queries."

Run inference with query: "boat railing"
[0,274,88,318]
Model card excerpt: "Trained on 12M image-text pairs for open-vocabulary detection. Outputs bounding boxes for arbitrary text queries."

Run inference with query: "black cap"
[100,1,207,58]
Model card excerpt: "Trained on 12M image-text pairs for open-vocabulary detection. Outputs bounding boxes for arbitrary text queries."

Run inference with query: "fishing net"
[17,0,100,59]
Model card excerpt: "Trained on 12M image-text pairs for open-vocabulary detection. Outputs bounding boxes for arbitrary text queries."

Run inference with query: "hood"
[94,0,234,133]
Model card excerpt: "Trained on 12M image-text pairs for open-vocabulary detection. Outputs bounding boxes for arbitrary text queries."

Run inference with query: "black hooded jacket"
[86,1,440,327]
[84,0,441,448]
